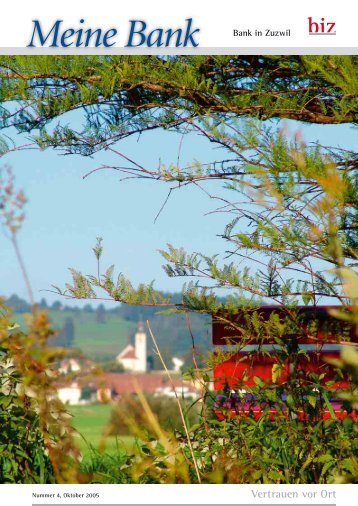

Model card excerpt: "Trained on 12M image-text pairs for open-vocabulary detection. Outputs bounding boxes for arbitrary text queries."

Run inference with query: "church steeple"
[134,321,147,372]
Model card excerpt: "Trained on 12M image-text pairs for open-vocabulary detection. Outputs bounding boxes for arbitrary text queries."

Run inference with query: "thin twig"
[11,234,34,306]
[154,187,174,223]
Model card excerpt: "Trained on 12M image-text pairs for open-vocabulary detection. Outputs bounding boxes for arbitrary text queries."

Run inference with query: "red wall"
[213,350,349,390]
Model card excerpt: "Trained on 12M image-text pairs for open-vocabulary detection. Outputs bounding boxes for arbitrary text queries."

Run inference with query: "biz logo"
[308,17,336,35]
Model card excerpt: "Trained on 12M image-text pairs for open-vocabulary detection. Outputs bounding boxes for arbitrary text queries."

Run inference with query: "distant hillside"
[8,294,212,366]
[13,309,136,362]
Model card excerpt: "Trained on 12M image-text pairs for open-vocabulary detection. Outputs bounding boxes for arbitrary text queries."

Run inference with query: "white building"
[58,358,81,375]
[57,381,82,405]
[172,357,184,372]
[116,321,147,372]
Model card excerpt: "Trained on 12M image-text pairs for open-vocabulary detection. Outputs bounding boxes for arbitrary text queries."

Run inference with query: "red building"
[212,306,357,420]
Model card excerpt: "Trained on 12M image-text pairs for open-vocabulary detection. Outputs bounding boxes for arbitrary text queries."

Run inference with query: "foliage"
[184,406,357,483]
[0,304,54,483]
[79,447,136,484]
[74,378,357,484]
[0,56,357,484]
[100,360,125,373]
[41,58,356,485]
[107,393,200,436]
[55,121,357,314]
[0,56,357,158]
[329,346,358,425]
[0,166,81,483]
[0,308,82,483]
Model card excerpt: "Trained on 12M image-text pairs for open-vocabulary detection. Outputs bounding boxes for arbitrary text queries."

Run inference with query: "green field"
[69,404,134,456]
[15,310,136,361]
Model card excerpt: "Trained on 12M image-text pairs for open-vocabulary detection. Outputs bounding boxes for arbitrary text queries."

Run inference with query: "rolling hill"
[12,301,212,365]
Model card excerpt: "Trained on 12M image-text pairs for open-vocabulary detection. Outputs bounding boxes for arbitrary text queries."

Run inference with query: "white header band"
[0,0,356,52]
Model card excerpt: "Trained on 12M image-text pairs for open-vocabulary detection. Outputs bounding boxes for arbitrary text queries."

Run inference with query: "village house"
[95,372,200,402]
[56,381,82,405]
[54,321,194,405]
[58,358,81,375]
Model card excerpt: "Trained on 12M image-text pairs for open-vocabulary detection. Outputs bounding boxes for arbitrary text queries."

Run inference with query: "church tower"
[134,321,147,372]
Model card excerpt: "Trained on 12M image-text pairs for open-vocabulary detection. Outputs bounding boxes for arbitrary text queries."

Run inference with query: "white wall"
[57,385,81,405]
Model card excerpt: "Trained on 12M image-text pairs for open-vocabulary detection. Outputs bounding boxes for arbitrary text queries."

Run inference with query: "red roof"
[98,372,197,395]
[117,344,136,360]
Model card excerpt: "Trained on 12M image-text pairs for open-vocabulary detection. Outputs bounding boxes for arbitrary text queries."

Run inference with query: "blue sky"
[1,118,357,306]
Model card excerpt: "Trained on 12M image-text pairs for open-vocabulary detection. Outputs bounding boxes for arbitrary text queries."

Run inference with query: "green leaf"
[286,394,294,407]
[253,376,265,388]
[307,395,316,408]
[271,364,282,383]
[321,390,337,419]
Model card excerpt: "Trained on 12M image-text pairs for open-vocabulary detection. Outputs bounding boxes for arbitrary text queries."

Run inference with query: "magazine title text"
[27,18,200,48]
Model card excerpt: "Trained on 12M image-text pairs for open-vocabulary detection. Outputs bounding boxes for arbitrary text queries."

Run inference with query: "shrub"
[0,320,54,483]
[108,392,200,436]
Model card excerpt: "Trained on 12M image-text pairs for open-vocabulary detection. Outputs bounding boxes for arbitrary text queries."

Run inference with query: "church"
[115,321,147,372]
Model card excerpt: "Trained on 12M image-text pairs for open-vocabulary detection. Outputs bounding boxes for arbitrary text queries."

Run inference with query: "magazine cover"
[0,0,357,504]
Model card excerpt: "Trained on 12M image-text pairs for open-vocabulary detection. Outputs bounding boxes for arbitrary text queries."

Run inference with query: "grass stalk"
[146,320,202,483]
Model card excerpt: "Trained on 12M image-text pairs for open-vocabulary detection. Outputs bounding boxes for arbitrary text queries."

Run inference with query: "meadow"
[69,404,134,456]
